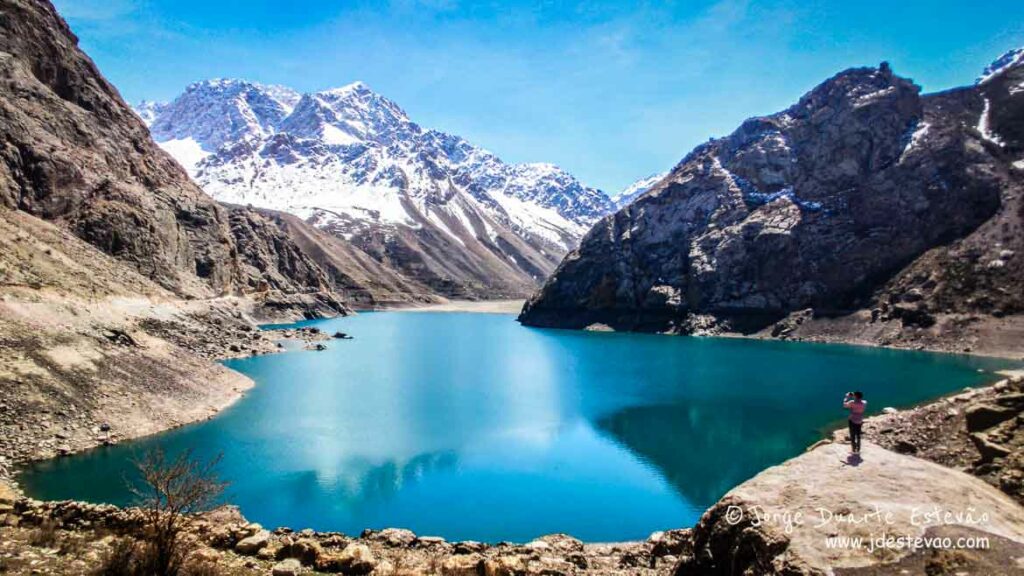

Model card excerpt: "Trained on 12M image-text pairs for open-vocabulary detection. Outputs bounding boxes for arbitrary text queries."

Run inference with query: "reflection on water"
[596,403,805,507]
[18,312,1017,542]
[256,451,460,527]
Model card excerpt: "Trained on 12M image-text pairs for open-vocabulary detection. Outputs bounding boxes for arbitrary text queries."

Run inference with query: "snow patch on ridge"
[977,48,1024,85]
[900,121,930,162]
[157,138,210,176]
[322,124,360,146]
[977,99,1005,146]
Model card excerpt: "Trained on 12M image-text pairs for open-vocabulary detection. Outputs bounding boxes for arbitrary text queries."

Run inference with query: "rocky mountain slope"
[0,0,440,313]
[520,54,1024,353]
[226,205,439,309]
[138,79,614,298]
[0,206,246,466]
[0,0,237,298]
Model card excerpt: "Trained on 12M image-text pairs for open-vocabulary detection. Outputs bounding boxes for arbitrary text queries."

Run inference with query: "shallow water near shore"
[18,312,1020,542]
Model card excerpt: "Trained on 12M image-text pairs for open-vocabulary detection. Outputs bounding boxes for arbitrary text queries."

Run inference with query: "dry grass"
[27,520,59,549]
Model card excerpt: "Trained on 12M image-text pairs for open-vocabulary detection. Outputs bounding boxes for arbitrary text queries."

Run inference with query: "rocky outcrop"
[673,442,1024,576]
[520,56,1023,347]
[0,494,680,575]
[229,207,335,296]
[846,373,1024,506]
[225,206,352,319]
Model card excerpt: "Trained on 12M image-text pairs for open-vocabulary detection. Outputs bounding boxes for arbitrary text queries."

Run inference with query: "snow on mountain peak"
[320,80,370,96]
[140,78,616,255]
[142,78,302,174]
[275,84,413,148]
[612,172,669,208]
[977,47,1024,85]
[519,162,562,177]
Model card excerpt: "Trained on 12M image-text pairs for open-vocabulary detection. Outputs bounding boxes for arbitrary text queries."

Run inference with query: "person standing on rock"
[844,391,867,453]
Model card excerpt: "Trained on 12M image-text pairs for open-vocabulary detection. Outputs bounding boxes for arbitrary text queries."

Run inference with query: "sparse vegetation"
[27,519,59,549]
[94,447,227,576]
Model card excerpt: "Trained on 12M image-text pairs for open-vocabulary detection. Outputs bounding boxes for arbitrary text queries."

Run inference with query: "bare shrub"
[93,447,227,576]
[28,519,59,548]
[93,537,138,576]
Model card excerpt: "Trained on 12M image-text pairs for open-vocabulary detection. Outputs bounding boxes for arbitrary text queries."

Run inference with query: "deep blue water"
[18,312,1018,542]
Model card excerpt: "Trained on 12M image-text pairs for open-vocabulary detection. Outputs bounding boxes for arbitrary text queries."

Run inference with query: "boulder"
[993,393,1024,409]
[234,530,271,555]
[257,544,280,560]
[415,536,447,547]
[0,481,17,512]
[965,404,1018,432]
[970,432,1013,462]
[522,540,549,552]
[531,533,583,553]
[316,543,376,574]
[453,541,487,555]
[483,555,527,576]
[648,529,692,558]
[278,538,323,566]
[619,550,651,569]
[374,527,417,547]
[440,553,483,576]
[893,439,919,454]
[530,556,576,574]
[272,558,304,576]
[891,303,936,328]
[674,442,1024,575]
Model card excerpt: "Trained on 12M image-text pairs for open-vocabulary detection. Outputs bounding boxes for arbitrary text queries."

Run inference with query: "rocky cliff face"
[0,0,385,309]
[0,0,239,297]
[877,51,1024,324]
[520,57,1023,341]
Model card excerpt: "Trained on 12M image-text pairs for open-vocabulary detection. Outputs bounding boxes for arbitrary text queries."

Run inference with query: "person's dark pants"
[848,420,863,452]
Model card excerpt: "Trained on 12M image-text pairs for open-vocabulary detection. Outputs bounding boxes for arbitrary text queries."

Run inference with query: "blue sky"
[55,0,1023,192]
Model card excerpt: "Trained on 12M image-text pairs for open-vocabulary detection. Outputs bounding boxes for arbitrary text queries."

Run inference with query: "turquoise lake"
[17,311,1019,542]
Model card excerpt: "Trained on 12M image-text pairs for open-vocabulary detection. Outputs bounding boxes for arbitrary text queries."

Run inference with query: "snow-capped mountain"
[611,172,669,208]
[143,79,301,175]
[137,79,614,297]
